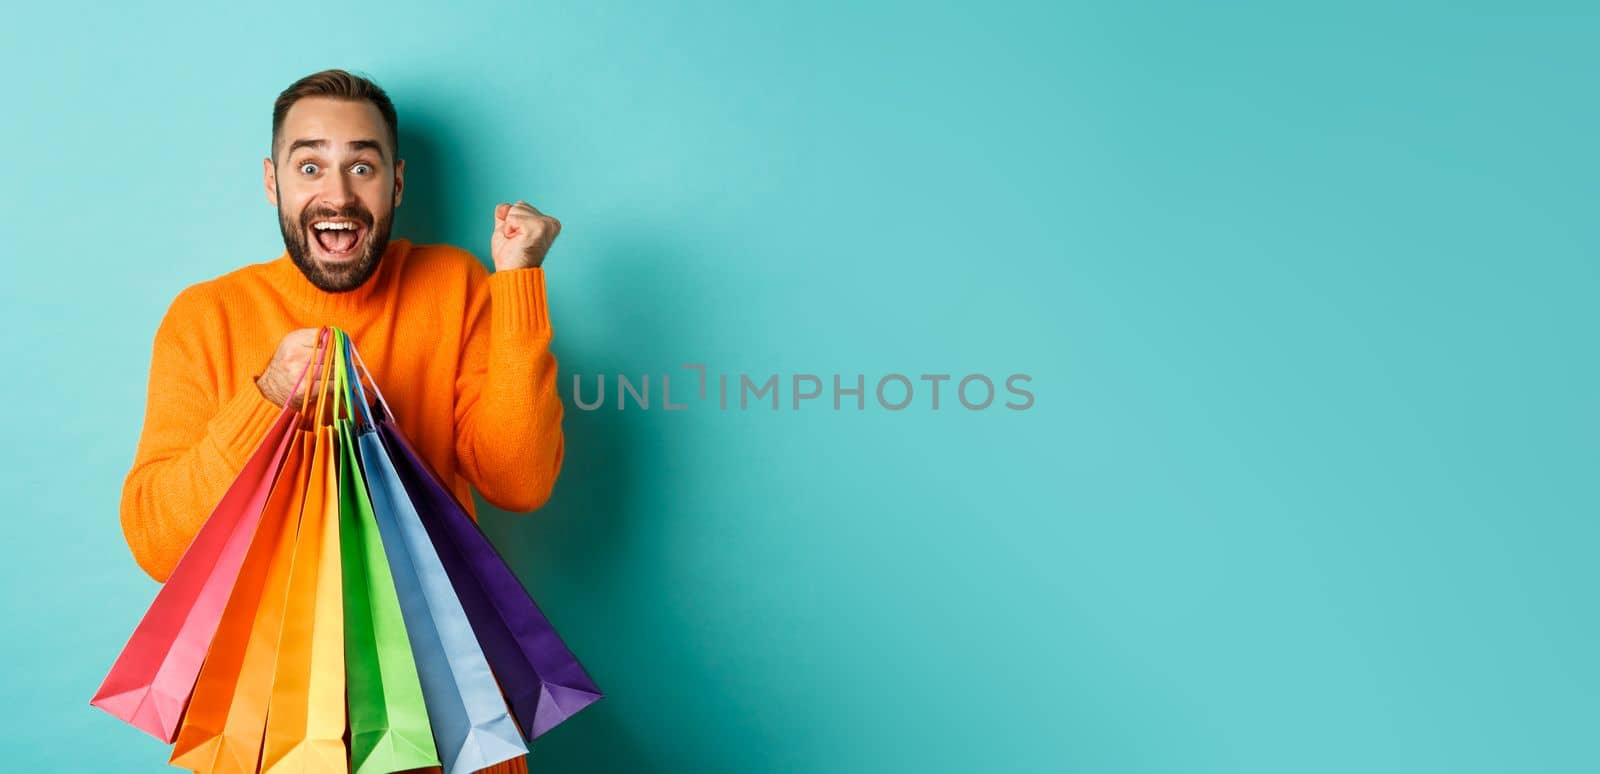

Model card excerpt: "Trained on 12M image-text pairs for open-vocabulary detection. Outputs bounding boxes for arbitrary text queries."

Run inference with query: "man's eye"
[298,163,319,175]
[352,163,372,175]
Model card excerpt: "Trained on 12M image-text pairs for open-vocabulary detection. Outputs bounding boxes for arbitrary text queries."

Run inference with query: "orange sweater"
[119,238,564,589]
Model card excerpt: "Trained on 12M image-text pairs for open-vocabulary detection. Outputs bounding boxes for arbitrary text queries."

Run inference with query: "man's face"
[264,96,404,292]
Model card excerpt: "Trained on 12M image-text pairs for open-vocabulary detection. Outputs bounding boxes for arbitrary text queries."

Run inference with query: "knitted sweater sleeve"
[118,287,282,582]
[452,264,566,513]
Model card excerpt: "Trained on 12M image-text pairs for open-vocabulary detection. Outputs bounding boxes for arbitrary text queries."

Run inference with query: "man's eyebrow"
[286,138,388,160]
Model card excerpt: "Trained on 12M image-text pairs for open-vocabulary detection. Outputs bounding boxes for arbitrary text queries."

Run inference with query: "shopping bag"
[340,416,442,774]
[169,333,334,772]
[261,330,350,772]
[169,430,310,772]
[346,338,529,774]
[334,330,442,774]
[90,331,322,742]
[381,412,602,740]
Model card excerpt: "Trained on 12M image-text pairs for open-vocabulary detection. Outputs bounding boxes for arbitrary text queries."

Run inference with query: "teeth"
[313,221,357,231]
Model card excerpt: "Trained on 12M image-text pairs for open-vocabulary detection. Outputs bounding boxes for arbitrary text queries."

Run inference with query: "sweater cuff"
[207,381,285,471]
[488,267,553,338]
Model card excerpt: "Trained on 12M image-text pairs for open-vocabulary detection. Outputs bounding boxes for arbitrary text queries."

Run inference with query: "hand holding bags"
[95,325,601,772]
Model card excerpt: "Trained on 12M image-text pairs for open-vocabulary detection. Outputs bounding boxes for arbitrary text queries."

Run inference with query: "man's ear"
[393,158,405,208]
[263,157,278,207]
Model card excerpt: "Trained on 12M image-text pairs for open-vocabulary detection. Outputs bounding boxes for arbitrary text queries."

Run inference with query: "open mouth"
[308,218,367,261]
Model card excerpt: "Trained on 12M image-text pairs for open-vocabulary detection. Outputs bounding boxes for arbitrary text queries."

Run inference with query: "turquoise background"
[1,1,1596,771]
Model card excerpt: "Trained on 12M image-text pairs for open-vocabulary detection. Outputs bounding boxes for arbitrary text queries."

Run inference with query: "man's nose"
[322,171,358,208]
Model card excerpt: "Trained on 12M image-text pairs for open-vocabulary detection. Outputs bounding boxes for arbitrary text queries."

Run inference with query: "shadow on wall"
[479,337,655,773]
[391,111,716,771]
[392,117,470,247]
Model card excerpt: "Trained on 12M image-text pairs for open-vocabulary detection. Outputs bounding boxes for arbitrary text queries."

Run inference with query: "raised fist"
[491,200,561,271]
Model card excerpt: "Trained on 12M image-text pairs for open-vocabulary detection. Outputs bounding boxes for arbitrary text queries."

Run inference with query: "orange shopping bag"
[261,330,350,772]
[169,331,332,773]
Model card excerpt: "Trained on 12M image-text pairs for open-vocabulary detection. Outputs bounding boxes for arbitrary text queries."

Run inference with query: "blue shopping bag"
[347,338,528,774]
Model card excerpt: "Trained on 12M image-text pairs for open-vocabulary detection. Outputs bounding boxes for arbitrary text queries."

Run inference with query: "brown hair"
[271,68,399,162]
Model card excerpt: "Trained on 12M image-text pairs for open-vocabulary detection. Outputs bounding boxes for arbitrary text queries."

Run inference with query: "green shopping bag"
[338,395,440,774]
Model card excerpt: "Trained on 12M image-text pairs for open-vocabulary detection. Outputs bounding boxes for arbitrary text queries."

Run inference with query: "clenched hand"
[255,328,338,409]
[491,200,561,271]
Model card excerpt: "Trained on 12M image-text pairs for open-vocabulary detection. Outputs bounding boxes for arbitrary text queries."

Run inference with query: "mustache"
[300,206,373,228]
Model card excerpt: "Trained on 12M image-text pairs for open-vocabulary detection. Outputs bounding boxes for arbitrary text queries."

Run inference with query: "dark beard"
[277,193,394,293]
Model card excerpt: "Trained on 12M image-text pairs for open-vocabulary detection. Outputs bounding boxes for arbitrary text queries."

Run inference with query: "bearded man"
[117,70,564,773]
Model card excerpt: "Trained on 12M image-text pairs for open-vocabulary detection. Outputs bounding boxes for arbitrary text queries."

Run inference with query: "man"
[117,70,563,772]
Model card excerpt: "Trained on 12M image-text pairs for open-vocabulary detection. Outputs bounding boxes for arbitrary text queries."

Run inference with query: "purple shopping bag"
[377,421,603,740]
[347,339,601,742]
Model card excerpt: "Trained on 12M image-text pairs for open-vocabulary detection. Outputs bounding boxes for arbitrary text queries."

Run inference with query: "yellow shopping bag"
[261,330,350,771]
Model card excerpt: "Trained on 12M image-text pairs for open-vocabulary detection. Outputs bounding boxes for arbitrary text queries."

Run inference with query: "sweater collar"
[268,237,412,317]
